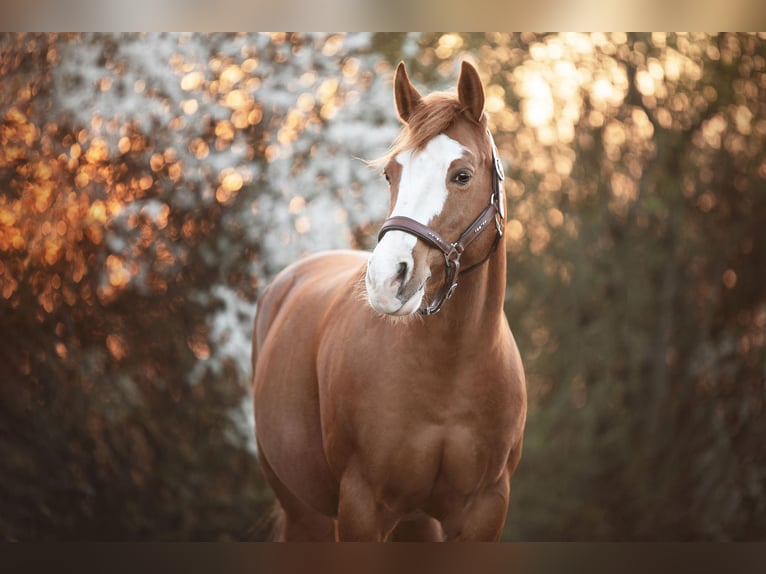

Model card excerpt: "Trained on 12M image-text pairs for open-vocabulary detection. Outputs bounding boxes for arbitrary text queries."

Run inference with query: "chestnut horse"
[252,61,526,541]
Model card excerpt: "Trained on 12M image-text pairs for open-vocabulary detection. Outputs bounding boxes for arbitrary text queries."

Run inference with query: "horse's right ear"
[394,61,422,124]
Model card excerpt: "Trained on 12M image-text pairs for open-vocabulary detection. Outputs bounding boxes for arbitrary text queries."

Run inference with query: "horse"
[252,61,527,541]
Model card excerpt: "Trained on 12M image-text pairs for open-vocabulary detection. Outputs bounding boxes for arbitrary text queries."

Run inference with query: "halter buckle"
[494,155,505,182]
[496,188,506,221]
[488,128,505,182]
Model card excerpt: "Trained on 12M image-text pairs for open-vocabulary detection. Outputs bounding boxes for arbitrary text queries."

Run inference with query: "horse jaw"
[365,134,465,316]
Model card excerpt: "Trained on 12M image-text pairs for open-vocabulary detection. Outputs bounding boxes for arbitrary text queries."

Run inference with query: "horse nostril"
[396,261,408,283]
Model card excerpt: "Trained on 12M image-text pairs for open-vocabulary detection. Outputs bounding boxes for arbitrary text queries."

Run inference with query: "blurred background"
[1,32,764,541]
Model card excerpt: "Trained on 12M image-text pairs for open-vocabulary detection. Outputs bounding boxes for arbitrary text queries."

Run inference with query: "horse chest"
[323,356,517,500]
[349,417,511,516]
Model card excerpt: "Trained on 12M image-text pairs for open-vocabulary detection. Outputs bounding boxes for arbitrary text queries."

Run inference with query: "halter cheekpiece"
[377,129,506,316]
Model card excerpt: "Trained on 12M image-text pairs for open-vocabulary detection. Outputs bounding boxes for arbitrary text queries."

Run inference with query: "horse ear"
[457,61,485,123]
[394,61,422,123]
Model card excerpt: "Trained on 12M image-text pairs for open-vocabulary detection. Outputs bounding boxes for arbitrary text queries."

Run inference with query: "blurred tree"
[0,32,404,540]
[0,33,272,540]
[491,32,766,540]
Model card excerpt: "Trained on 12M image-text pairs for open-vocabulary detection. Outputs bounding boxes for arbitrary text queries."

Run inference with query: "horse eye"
[453,170,472,186]
[383,171,391,184]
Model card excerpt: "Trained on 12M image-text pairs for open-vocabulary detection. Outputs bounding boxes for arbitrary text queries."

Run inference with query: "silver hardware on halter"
[488,128,506,223]
[496,188,506,222]
[494,155,505,181]
[487,129,505,181]
[446,244,463,263]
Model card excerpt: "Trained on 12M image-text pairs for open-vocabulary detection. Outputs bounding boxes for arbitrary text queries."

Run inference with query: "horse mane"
[373,92,486,167]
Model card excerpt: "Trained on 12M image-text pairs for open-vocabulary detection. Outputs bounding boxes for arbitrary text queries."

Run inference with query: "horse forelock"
[376,93,487,167]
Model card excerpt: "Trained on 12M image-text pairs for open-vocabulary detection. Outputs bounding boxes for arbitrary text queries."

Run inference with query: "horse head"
[365,61,504,316]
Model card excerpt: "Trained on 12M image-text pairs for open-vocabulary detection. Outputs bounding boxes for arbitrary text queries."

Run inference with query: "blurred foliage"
[1,32,764,540]
[491,32,766,541]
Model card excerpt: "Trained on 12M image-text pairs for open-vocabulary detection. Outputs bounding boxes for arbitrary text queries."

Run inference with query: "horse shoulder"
[431,324,525,506]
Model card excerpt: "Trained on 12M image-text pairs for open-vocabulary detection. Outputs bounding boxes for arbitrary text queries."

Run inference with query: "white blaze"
[366,134,466,315]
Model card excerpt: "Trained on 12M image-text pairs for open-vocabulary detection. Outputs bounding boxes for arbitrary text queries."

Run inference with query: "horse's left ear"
[457,61,485,123]
[394,61,423,124]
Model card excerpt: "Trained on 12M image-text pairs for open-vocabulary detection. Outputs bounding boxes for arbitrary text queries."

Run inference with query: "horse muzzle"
[365,236,430,316]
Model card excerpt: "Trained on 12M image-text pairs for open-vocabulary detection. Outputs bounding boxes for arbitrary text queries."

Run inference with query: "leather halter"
[377,129,506,316]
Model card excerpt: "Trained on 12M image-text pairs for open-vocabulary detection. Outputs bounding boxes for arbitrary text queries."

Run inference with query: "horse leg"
[258,447,337,541]
[389,513,444,541]
[440,436,523,541]
[441,474,511,541]
[336,462,398,541]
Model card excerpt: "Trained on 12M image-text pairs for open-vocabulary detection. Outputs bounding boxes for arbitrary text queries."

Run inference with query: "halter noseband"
[377,129,506,316]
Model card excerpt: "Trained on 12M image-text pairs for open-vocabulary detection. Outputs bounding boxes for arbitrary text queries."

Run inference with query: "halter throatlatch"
[377,129,506,316]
